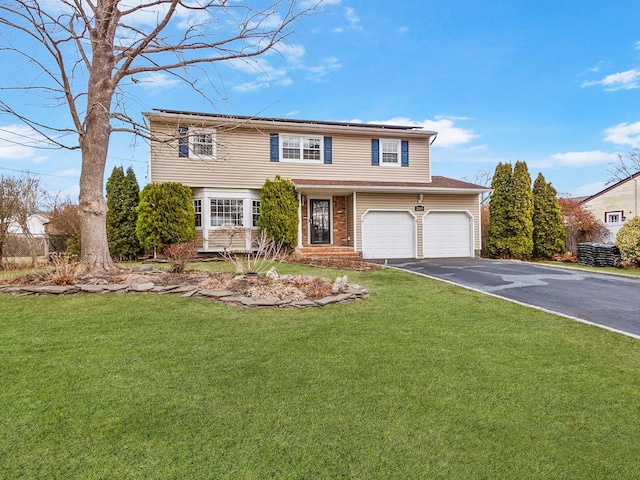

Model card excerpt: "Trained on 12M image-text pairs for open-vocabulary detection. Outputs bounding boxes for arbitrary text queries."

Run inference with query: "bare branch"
[0,0,320,274]
[607,148,640,184]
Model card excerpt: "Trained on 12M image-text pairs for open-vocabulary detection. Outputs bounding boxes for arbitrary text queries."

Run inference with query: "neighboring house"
[581,172,640,242]
[144,109,490,259]
[7,213,48,237]
[4,213,49,258]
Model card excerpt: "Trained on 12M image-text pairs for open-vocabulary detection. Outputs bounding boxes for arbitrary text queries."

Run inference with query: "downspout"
[353,192,358,253]
[428,133,438,183]
[635,177,638,218]
[297,192,303,248]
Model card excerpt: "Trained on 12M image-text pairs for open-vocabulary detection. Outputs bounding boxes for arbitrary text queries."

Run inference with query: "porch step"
[296,246,362,261]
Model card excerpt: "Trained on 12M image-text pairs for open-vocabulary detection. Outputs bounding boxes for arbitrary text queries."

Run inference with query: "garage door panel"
[362,211,415,259]
[424,212,471,258]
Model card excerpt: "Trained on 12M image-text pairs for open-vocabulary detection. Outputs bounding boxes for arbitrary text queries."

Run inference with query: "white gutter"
[292,184,491,195]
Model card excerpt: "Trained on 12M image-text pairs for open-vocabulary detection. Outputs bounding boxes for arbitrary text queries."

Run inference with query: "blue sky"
[1,0,640,199]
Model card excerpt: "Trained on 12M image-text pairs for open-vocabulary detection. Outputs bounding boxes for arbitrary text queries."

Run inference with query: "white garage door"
[362,211,415,259]
[423,212,472,258]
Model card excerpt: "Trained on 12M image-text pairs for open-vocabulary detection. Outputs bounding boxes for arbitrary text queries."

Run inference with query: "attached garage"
[423,211,473,258]
[361,210,416,259]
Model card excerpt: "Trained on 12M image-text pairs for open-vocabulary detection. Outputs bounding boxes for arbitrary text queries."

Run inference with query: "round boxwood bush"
[616,216,640,265]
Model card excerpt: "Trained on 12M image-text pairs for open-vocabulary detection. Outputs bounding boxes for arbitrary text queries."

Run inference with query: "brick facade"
[300,195,349,247]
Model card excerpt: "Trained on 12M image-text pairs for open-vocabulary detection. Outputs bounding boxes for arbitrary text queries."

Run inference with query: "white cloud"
[229,56,292,92]
[371,117,480,148]
[604,121,640,147]
[397,26,409,34]
[461,145,489,153]
[549,150,618,167]
[344,7,362,30]
[582,68,640,91]
[301,0,342,7]
[636,41,640,50]
[305,56,341,80]
[135,72,181,90]
[230,40,339,91]
[572,181,607,197]
[0,125,47,160]
[54,169,81,178]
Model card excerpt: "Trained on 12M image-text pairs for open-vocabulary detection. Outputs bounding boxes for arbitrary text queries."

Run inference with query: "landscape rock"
[199,289,234,298]
[78,284,108,293]
[2,271,370,308]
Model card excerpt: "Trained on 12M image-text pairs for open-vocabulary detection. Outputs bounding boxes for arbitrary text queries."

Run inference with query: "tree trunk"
[79,21,118,276]
[79,125,117,275]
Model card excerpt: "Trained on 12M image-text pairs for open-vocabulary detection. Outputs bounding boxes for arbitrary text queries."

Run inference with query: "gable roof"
[580,171,640,204]
[146,109,437,142]
[152,108,431,132]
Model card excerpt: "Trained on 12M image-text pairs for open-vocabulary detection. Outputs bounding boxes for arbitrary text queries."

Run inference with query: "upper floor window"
[371,139,409,167]
[271,133,331,164]
[280,135,323,163]
[381,140,400,166]
[178,127,216,159]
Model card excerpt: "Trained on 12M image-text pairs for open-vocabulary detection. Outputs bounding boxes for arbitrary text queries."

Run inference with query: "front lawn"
[541,260,640,277]
[2,264,639,479]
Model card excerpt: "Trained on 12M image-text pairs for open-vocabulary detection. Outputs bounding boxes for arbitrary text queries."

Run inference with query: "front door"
[310,199,331,244]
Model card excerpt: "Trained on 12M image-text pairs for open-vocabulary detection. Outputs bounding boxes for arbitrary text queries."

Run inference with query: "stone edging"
[0,282,369,308]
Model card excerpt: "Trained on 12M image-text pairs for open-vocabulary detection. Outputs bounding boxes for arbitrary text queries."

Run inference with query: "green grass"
[2,265,640,479]
[540,260,640,277]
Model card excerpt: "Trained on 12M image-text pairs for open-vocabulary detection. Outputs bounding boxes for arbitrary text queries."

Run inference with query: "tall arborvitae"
[510,161,534,260]
[487,161,535,260]
[258,175,299,248]
[106,166,143,260]
[487,162,514,258]
[532,172,566,259]
[136,182,196,252]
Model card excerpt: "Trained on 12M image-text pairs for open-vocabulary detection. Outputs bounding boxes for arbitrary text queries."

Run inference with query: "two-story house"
[581,171,640,242]
[144,109,489,259]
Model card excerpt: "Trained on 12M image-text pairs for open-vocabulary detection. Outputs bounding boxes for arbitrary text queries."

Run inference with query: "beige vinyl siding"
[346,194,355,247]
[206,227,252,253]
[149,120,431,188]
[584,178,639,223]
[356,192,481,257]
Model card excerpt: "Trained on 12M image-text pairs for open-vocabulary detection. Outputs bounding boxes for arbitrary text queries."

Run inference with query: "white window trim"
[279,133,324,164]
[189,128,217,159]
[605,210,625,224]
[193,198,203,229]
[380,139,401,167]
[200,189,261,230]
[251,199,261,229]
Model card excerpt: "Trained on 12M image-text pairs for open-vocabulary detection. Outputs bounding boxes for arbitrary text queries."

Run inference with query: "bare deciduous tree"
[0,0,318,275]
[608,147,640,184]
[0,174,42,269]
[462,169,492,205]
[13,175,43,267]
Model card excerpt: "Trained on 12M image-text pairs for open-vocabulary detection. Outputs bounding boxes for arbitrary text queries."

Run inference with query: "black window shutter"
[401,140,409,167]
[270,134,279,162]
[178,127,189,158]
[324,136,332,164]
[371,139,380,166]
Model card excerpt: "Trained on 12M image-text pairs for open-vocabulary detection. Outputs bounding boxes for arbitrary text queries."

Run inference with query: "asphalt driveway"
[388,257,640,339]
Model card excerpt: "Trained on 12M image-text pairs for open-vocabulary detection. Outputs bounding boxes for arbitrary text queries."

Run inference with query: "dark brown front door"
[310,199,331,244]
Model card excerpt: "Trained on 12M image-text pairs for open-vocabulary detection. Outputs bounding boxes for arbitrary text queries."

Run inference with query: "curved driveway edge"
[387,258,640,340]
